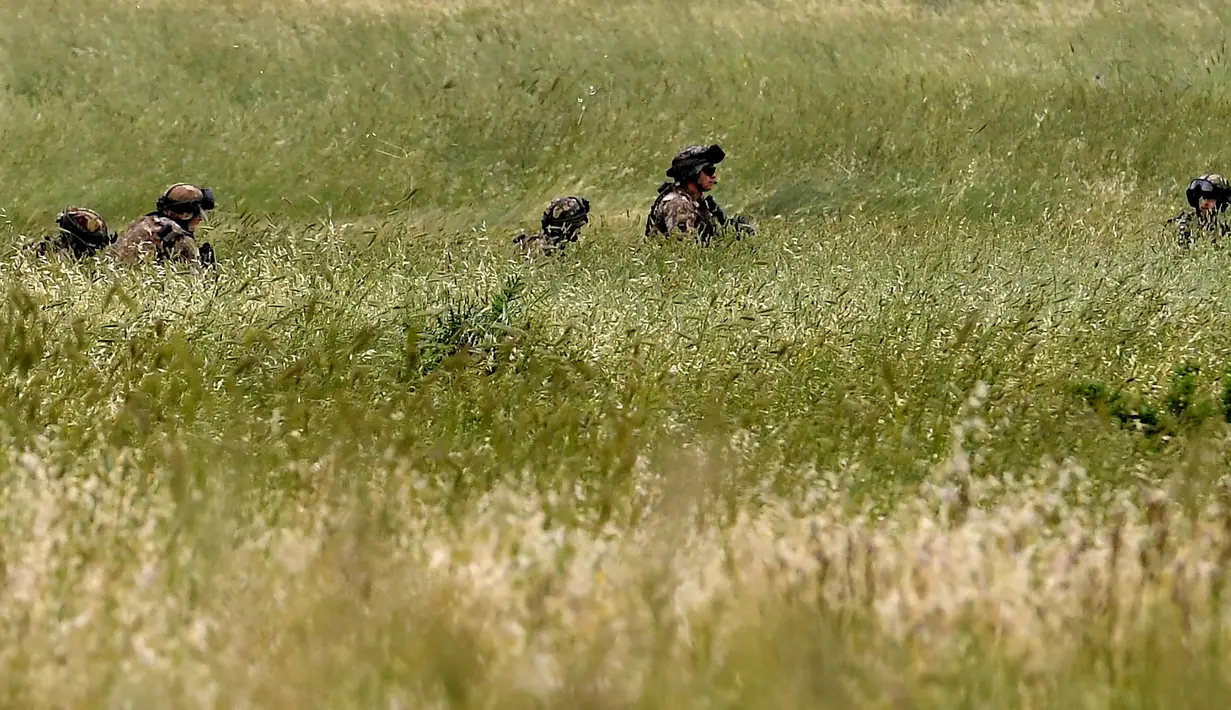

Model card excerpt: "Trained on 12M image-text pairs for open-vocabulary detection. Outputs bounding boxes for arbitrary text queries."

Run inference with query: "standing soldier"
[109,183,217,266]
[514,196,591,259]
[1172,174,1231,248]
[33,207,114,259]
[645,143,754,243]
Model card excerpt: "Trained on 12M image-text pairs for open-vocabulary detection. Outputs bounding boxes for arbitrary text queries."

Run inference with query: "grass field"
[5,0,1231,706]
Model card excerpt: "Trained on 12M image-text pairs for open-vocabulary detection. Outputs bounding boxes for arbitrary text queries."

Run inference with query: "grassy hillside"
[3,0,1231,706]
[4,0,1231,226]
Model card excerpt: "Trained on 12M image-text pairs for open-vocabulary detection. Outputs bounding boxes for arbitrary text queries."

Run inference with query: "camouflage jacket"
[108,214,200,264]
[645,184,721,242]
[513,228,578,259]
[1172,209,1231,248]
[644,184,754,243]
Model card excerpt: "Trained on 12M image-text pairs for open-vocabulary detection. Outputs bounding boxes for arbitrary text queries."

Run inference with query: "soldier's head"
[667,144,724,194]
[55,207,112,255]
[1186,174,1230,215]
[541,196,591,241]
[156,183,216,231]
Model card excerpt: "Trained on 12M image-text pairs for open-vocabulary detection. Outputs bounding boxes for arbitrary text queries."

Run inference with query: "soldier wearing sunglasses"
[110,183,217,266]
[1172,174,1231,249]
[645,144,755,243]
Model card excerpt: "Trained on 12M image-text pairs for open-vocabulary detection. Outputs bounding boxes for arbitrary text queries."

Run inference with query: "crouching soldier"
[514,196,591,259]
[109,183,217,266]
[645,144,755,244]
[1172,174,1231,248]
[33,207,114,259]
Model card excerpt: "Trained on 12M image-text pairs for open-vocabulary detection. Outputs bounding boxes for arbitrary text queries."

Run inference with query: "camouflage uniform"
[1172,173,1231,248]
[514,196,591,258]
[1173,210,1231,249]
[644,144,755,243]
[33,207,114,259]
[645,184,723,242]
[110,214,201,263]
[109,183,217,266]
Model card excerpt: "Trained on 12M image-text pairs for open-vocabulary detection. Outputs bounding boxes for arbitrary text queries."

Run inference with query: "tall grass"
[4,0,1231,706]
[3,0,1231,226]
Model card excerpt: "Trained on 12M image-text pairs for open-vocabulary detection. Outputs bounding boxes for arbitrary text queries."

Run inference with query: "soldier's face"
[1199,197,1218,214]
[698,167,718,192]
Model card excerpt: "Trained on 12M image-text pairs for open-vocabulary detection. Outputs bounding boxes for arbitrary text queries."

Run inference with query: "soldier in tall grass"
[514,196,591,259]
[1172,174,1231,248]
[645,144,754,244]
[32,207,114,259]
[109,183,217,266]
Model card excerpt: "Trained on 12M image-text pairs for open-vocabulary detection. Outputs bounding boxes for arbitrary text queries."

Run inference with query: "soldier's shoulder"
[126,214,185,233]
[30,233,67,256]
[1170,211,1196,233]
[514,229,545,245]
[659,190,699,211]
[515,231,552,259]
[120,214,160,237]
[153,215,190,234]
[659,186,692,201]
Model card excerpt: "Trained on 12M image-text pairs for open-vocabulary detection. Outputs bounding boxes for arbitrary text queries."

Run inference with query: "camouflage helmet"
[56,207,108,241]
[41,207,112,258]
[156,183,216,220]
[1186,174,1231,210]
[541,196,591,235]
[666,144,725,182]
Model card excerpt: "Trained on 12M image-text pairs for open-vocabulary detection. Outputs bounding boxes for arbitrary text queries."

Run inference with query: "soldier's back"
[109,214,199,264]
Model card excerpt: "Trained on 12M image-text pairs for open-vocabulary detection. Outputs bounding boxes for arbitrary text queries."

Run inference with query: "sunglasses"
[701,165,717,177]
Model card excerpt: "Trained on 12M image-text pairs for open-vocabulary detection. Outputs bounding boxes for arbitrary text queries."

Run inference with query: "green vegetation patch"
[2,0,1231,706]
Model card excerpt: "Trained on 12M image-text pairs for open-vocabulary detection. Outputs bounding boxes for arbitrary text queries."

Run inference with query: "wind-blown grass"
[4,0,1231,706]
